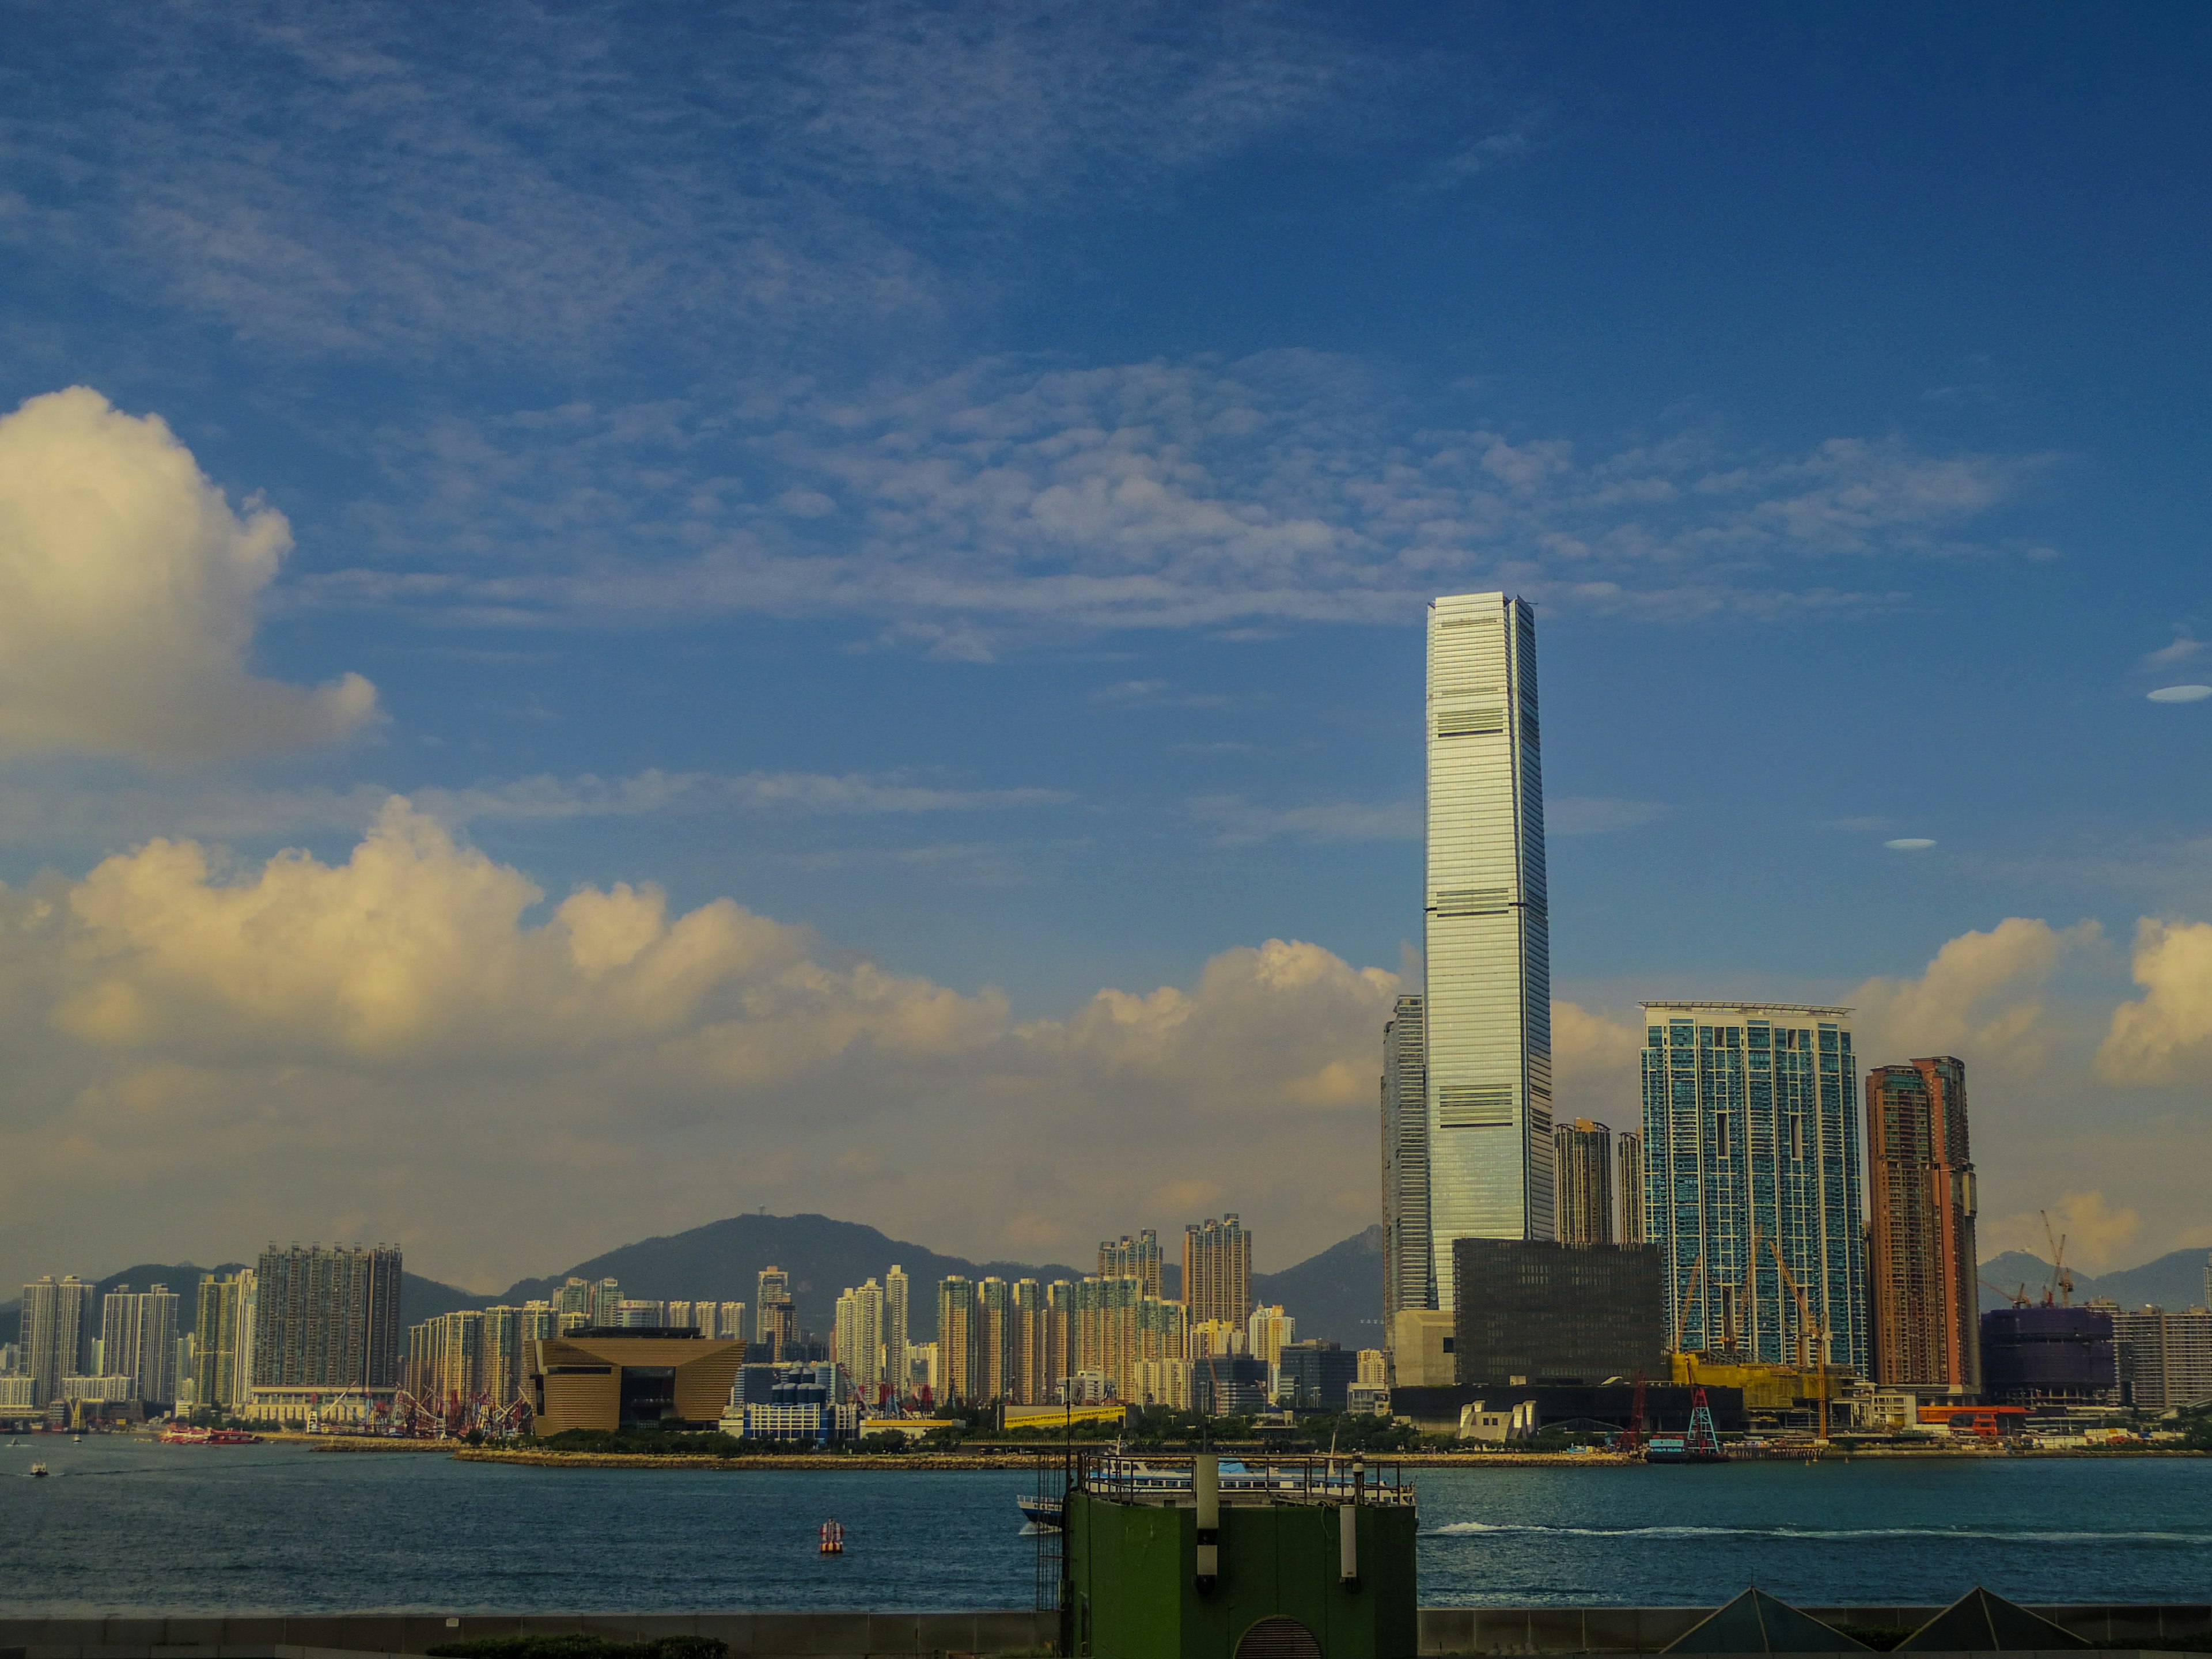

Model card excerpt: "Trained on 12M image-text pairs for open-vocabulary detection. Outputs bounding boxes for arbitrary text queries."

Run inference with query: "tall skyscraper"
[1425,591,1553,1305]
[100,1285,180,1405]
[884,1266,909,1399]
[1554,1119,1615,1245]
[1098,1230,1164,1298]
[1011,1278,1050,1405]
[20,1275,95,1406]
[834,1279,885,1395]
[252,1245,403,1390]
[1640,1004,1868,1374]
[1182,1214,1253,1328]
[1617,1132,1646,1244]
[1866,1056,1980,1392]
[193,1274,255,1410]
[937,1277,976,1404]
[1380,993,1433,1327]
[755,1267,796,1358]
[978,1277,1011,1402]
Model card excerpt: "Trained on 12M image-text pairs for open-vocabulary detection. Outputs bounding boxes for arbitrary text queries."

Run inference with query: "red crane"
[1620,1370,1648,1455]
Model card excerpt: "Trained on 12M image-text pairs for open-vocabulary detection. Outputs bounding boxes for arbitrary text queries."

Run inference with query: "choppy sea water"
[4,1438,2208,1614]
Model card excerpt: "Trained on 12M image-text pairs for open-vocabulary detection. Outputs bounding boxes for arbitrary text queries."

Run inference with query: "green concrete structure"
[1063,1456,1419,1659]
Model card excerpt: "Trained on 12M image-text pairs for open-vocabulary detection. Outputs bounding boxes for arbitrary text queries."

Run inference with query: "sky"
[2,2,2210,1296]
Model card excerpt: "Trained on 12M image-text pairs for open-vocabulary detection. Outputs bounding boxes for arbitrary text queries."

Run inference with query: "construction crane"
[1979,1277,2032,1309]
[2040,1212,2075,1307]
[1674,1253,1708,1354]
[1763,1236,1831,1444]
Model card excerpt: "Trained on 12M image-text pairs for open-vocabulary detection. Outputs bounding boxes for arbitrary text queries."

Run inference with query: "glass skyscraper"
[1425,592,1552,1305]
[1639,1003,1868,1374]
[1379,993,1433,1323]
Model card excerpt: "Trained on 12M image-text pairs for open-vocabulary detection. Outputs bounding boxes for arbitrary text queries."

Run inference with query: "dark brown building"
[1866,1056,1980,1393]
[529,1329,747,1436]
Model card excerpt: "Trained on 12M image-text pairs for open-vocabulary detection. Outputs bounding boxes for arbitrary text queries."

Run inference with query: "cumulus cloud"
[2098,918,2212,1084]
[0,389,376,762]
[1551,1000,1643,1115]
[0,804,1414,1287]
[1850,916,2096,1070]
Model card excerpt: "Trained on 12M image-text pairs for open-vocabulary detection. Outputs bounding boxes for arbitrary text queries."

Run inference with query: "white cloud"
[2147,684,2212,703]
[1850,916,2096,1072]
[312,360,2041,644]
[5,7,1413,363]
[1187,794,1420,846]
[1884,837,1936,850]
[0,804,1416,1287]
[2143,635,2202,668]
[0,766,1073,854]
[2099,918,2212,1085]
[0,389,376,762]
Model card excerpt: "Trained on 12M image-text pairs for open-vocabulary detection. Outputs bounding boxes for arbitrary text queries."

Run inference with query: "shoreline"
[446,1445,2207,1471]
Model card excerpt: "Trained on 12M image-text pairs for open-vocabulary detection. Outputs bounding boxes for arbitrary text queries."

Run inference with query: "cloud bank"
[0,389,375,762]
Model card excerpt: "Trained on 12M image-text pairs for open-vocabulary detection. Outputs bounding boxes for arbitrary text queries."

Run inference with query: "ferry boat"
[158,1426,260,1445]
[819,1520,846,1555]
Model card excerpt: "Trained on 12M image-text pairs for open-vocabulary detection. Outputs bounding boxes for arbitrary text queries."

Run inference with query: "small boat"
[30,1463,50,1478]
[819,1520,846,1555]
[1018,1493,1063,1529]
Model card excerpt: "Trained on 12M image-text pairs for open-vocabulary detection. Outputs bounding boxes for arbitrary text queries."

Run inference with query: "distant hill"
[1979,1247,2211,1313]
[497,1213,1086,1342]
[1252,1225,1384,1349]
[495,1211,1384,1348]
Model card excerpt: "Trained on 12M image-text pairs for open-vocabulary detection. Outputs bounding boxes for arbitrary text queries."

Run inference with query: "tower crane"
[1763,1235,1831,1444]
[2039,1212,2075,1307]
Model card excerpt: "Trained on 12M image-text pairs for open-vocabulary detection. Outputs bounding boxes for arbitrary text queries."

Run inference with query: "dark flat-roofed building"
[1452,1238,1666,1386]
[529,1327,747,1435]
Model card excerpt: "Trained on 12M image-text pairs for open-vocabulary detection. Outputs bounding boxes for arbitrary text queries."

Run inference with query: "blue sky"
[2,3,2209,1290]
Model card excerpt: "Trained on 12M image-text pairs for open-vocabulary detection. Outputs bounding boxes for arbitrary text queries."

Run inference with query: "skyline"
[2,6,2211,1293]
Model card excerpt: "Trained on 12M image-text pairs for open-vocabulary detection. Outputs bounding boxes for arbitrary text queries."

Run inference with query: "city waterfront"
[5,1437,2208,1615]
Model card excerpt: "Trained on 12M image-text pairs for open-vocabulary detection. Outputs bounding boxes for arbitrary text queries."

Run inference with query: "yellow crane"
[1763,1235,1830,1443]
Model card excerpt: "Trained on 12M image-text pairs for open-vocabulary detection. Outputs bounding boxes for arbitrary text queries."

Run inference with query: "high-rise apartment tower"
[1553,1119,1615,1245]
[1617,1132,1646,1244]
[1866,1056,1980,1392]
[20,1275,95,1406]
[253,1245,403,1390]
[1640,1005,1868,1374]
[884,1266,910,1399]
[1182,1215,1253,1328]
[1097,1230,1164,1299]
[1426,592,1553,1305]
[1380,994,1433,1326]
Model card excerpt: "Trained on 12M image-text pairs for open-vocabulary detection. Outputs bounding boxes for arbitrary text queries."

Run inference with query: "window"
[1714,1114,1730,1158]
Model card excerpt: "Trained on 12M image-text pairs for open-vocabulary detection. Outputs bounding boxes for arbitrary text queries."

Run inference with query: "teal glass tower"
[1639,1003,1868,1374]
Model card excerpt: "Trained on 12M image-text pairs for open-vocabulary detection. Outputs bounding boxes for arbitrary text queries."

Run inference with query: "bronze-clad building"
[529,1329,747,1436]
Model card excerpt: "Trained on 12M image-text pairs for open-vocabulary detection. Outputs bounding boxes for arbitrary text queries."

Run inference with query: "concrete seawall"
[2,1603,2207,1657]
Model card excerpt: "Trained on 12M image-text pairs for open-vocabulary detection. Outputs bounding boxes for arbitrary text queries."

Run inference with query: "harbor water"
[4,1438,2209,1615]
